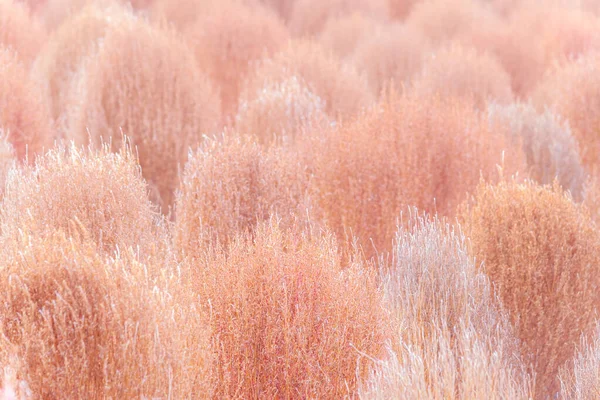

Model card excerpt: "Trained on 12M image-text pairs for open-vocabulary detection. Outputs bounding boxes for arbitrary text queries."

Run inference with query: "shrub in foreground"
[361,212,531,399]
[68,18,221,211]
[188,222,388,398]
[560,321,600,400]
[0,232,212,399]
[460,180,600,398]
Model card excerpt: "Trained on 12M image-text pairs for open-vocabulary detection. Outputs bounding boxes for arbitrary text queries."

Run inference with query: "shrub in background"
[235,76,329,146]
[0,48,53,161]
[185,0,290,119]
[288,0,388,37]
[488,102,585,200]
[405,0,499,46]
[533,52,600,171]
[246,40,373,120]
[353,23,428,97]
[318,12,379,60]
[67,18,221,211]
[31,2,136,129]
[0,0,46,64]
[174,134,311,257]
[411,43,513,110]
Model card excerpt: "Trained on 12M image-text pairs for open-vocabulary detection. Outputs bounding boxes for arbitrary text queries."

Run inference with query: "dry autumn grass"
[2,0,600,398]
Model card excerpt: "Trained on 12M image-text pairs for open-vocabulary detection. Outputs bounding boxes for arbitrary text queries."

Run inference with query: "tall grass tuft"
[460,179,600,398]
[187,221,388,398]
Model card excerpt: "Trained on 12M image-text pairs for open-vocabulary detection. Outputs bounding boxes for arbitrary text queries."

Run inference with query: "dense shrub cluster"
[461,180,600,398]
[2,0,600,398]
[307,90,523,258]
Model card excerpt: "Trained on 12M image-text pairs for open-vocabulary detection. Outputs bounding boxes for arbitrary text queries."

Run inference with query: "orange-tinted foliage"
[307,91,524,258]
[353,23,428,97]
[0,232,212,399]
[0,0,46,63]
[479,3,600,97]
[0,143,166,264]
[247,40,373,120]
[185,1,289,119]
[288,0,388,37]
[235,76,329,146]
[411,43,513,109]
[187,222,388,398]
[68,18,221,211]
[406,0,499,45]
[32,2,136,127]
[533,52,600,172]
[0,49,53,161]
[461,180,600,398]
[318,12,378,60]
[174,134,311,256]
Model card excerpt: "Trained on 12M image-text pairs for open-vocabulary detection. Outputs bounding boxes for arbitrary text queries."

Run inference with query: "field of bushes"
[1,0,600,398]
